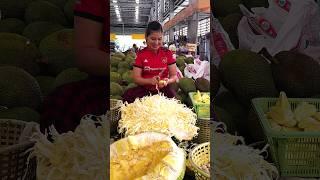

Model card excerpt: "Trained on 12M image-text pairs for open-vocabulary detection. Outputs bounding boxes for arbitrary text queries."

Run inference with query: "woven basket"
[194,118,211,144]
[189,142,210,180]
[0,119,37,180]
[110,99,122,134]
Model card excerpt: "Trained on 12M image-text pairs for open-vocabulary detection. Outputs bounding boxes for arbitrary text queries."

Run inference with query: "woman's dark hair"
[145,21,163,38]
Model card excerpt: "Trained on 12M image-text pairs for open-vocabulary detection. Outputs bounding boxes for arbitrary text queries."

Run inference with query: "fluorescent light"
[136,0,139,3]
[113,0,117,3]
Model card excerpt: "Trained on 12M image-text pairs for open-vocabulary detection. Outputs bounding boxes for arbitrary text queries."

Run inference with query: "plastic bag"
[211,16,235,65]
[183,59,210,81]
[238,0,320,56]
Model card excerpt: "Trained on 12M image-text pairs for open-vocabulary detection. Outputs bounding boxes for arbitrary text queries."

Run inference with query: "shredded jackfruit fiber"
[212,126,279,180]
[27,114,108,180]
[118,94,199,141]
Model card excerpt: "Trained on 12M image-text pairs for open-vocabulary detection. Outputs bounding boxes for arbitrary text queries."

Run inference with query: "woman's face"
[146,31,163,51]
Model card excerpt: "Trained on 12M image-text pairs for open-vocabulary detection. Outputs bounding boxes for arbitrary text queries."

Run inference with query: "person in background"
[140,41,146,50]
[122,21,177,103]
[40,0,108,134]
[169,43,183,80]
[132,43,138,53]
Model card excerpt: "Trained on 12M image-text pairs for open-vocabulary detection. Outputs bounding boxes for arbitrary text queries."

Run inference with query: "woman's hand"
[150,76,159,85]
[157,78,169,89]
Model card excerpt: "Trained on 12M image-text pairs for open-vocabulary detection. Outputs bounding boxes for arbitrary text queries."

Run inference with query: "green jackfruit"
[118,61,130,69]
[0,33,40,75]
[110,95,122,100]
[113,52,125,59]
[170,82,180,92]
[117,68,127,75]
[0,0,34,18]
[0,18,25,34]
[110,72,122,84]
[214,0,242,17]
[110,82,123,96]
[64,0,76,25]
[272,51,320,98]
[54,68,88,88]
[219,49,278,106]
[0,107,40,123]
[221,13,243,48]
[0,66,42,109]
[176,56,186,67]
[22,21,64,46]
[124,83,137,91]
[195,78,210,92]
[111,56,122,68]
[111,67,117,72]
[39,29,75,75]
[122,71,133,84]
[25,1,68,26]
[35,75,55,97]
[43,0,67,9]
[185,57,194,64]
[178,78,196,94]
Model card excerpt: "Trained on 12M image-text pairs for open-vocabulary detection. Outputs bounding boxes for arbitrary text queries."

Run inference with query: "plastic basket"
[188,92,210,118]
[252,97,320,177]
[0,119,37,180]
[110,99,122,134]
[189,142,210,180]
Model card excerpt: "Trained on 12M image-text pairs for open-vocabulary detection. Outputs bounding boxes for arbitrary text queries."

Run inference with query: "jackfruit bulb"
[267,91,297,127]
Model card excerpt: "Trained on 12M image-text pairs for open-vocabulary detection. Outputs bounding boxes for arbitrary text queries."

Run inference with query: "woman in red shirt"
[122,21,178,103]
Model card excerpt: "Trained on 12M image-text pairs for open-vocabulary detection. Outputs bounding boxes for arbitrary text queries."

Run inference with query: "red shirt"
[134,47,176,91]
[74,0,108,51]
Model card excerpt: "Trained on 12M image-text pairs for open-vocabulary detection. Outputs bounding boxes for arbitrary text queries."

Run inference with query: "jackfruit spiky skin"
[0,107,40,123]
[219,49,278,106]
[110,82,123,96]
[221,13,243,48]
[0,33,40,75]
[195,78,210,92]
[110,72,122,84]
[272,51,320,98]
[54,68,88,88]
[39,29,75,75]
[0,18,26,34]
[0,0,34,19]
[178,78,196,94]
[22,21,64,46]
[25,1,68,26]
[0,66,42,109]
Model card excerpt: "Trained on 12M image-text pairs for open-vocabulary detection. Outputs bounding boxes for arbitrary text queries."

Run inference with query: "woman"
[40,0,108,134]
[122,21,178,103]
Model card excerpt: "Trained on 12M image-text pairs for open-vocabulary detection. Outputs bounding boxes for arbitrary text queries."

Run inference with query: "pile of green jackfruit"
[0,0,86,123]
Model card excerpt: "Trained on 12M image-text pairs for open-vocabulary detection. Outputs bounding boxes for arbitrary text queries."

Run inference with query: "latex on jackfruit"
[267,92,297,127]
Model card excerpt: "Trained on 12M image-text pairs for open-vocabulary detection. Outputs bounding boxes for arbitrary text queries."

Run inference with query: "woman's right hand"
[150,76,159,85]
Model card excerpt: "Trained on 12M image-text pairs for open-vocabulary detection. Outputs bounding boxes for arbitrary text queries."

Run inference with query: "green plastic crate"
[252,97,320,177]
[188,92,210,118]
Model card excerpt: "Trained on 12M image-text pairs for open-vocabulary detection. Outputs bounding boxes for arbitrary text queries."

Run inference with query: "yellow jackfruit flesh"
[267,92,296,127]
[294,102,317,122]
[110,132,186,180]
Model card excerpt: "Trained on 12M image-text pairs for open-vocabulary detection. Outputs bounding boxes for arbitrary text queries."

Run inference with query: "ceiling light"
[136,0,139,3]
[113,0,117,3]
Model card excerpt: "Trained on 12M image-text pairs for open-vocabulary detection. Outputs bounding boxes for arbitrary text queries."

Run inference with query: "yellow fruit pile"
[110,132,186,180]
[193,91,210,104]
[267,92,320,131]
